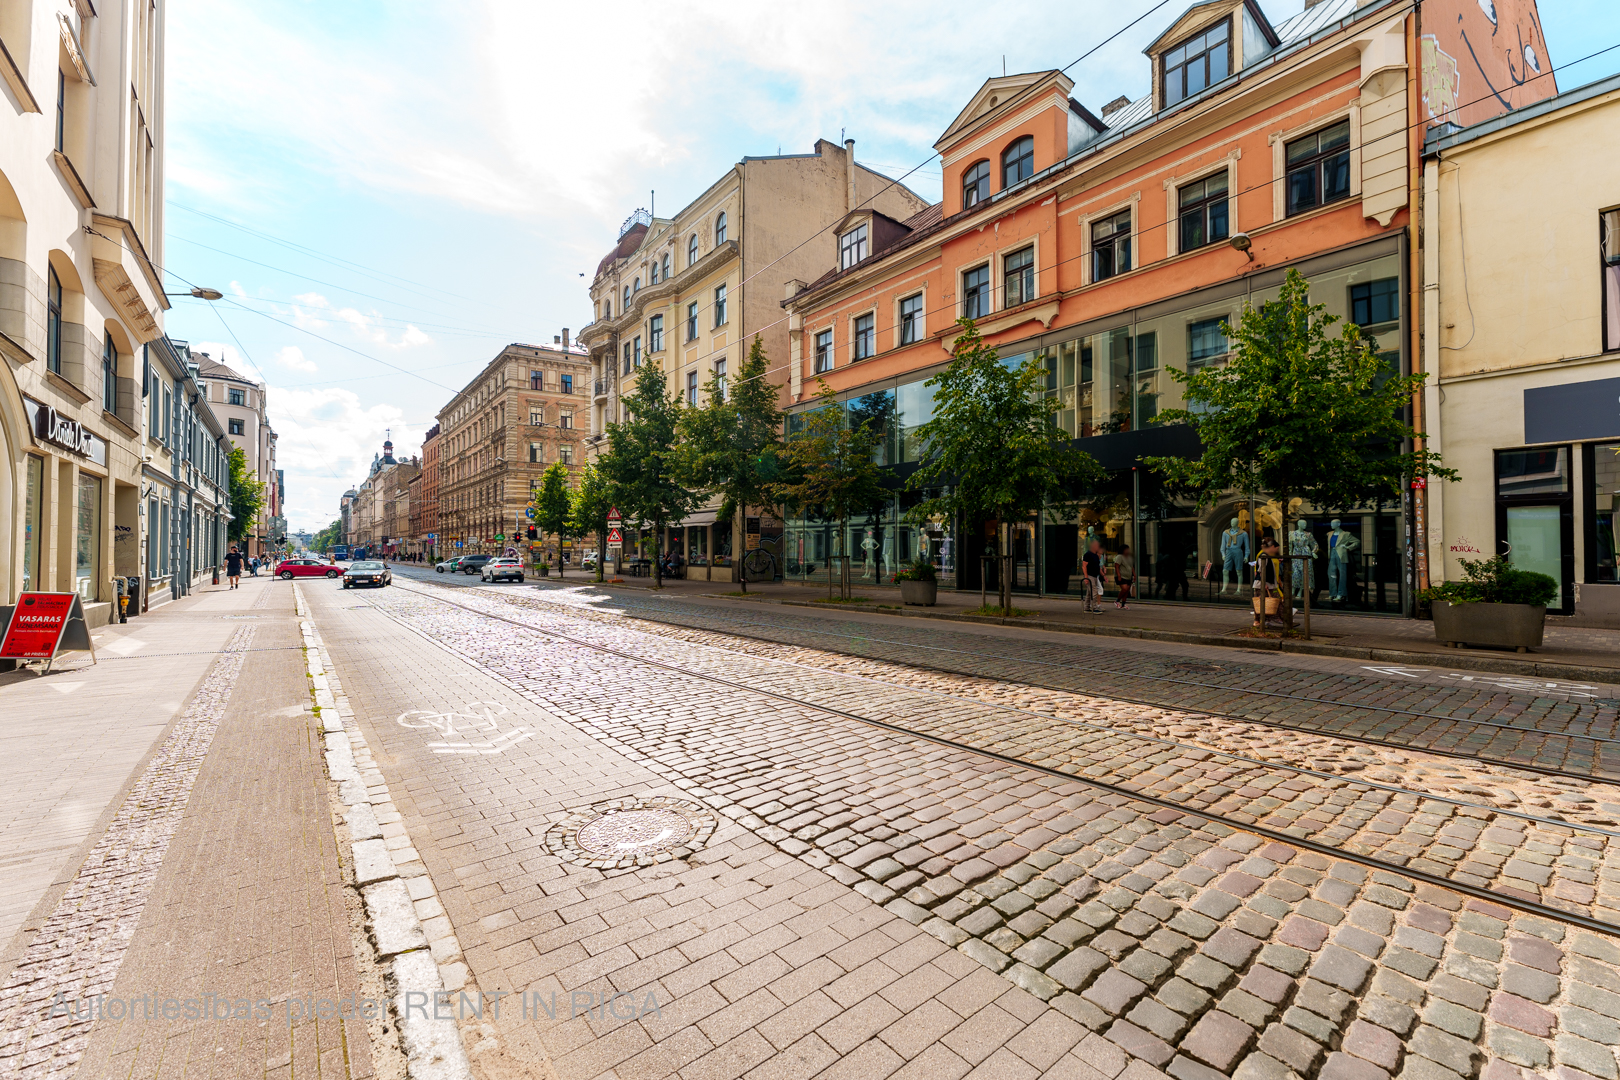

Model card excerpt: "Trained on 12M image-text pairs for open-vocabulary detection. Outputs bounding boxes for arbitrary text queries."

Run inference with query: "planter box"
[1431,600,1546,652]
[899,579,938,606]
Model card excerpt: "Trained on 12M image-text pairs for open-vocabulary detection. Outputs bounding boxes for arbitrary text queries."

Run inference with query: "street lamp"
[165,286,226,300]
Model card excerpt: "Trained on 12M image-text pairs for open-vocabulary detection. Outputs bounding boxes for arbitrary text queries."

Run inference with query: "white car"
[481,557,525,583]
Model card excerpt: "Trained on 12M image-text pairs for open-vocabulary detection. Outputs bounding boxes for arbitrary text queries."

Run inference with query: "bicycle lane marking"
[396,700,536,755]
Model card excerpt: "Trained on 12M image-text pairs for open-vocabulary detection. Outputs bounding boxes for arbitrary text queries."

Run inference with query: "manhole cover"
[544,796,716,870]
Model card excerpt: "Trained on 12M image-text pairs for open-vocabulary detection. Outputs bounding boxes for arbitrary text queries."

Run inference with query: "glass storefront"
[76,472,102,601]
[1594,443,1620,584]
[23,456,43,592]
[781,239,1411,613]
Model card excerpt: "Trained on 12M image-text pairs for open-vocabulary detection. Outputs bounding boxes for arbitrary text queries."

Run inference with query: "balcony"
[593,378,611,402]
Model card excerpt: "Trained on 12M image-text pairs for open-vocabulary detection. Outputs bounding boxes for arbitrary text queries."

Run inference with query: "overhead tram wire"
[173,291,534,342]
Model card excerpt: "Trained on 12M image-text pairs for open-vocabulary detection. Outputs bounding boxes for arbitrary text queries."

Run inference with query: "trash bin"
[124,575,141,618]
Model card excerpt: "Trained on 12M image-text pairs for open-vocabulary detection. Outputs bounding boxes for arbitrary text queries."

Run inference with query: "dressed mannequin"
[1220,518,1249,595]
[861,529,878,580]
[1326,519,1360,602]
[1289,520,1319,600]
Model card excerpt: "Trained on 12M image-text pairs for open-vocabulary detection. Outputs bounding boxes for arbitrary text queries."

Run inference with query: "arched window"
[47,265,63,374]
[688,234,699,266]
[1002,136,1034,188]
[649,260,658,285]
[962,160,990,210]
[603,298,611,319]
[662,253,671,280]
[633,276,641,293]
[623,285,630,307]
[715,212,727,246]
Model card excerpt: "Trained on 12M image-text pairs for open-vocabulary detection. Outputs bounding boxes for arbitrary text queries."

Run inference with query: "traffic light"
[526,526,537,540]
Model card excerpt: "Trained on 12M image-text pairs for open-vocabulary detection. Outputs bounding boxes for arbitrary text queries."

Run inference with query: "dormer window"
[1163,19,1231,107]
[1002,137,1034,188]
[962,161,990,209]
[839,224,869,270]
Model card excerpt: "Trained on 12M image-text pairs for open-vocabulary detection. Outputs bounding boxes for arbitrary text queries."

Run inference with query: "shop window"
[1178,172,1229,252]
[1350,277,1400,328]
[1286,120,1351,216]
[1603,209,1619,352]
[962,265,990,319]
[900,294,923,345]
[1163,18,1230,107]
[1002,136,1034,188]
[1593,443,1620,583]
[1187,317,1229,368]
[24,456,43,591]
[962,160,990,209]
[76,472,102,600]
[687,525,708,564]
[840,224,868,270]
[853,313,875,361]
[1496,447,1567,498]
[1091,210,1132,282]
[814,329,833,374]
[1004,246,1035,307]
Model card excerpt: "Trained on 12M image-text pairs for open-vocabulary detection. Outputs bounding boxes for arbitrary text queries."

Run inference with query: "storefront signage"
[1524,377,1620,444]
[1,592,93,669]
[21,397,107,466]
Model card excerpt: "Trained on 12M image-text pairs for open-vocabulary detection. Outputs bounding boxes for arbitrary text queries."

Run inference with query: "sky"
[160,0,1620,534]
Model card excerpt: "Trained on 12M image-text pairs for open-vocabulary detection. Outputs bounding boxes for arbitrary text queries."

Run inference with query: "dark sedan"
[342,560,393,589]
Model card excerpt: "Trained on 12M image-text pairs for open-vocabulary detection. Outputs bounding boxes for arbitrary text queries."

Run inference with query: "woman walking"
[1082,539,1105,613]
[1114,545,1136,609]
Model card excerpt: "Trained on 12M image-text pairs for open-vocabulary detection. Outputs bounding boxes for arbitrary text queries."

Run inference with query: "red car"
[276,557,341,580]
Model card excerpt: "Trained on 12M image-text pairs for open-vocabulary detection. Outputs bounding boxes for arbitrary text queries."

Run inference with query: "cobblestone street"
[297,571,1620,1080]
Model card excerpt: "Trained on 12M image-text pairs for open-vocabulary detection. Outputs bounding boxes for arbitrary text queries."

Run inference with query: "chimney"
[845,138,856,214]
[554,335,561,344]
[563,328,570,350]
[1101,95,1131,119]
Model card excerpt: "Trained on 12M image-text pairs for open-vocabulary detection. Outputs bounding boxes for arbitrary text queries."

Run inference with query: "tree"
[1142,269,1456,628]
[227,445,264,544]
[676,335,785,592]
[907,319,1106,615]
[769,380,885,599]
[530,462,574,578]
[313,519,341,553]
[598,364,699,588]
[569,461,615,583]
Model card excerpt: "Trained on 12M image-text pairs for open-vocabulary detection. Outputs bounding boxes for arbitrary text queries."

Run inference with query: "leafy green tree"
[907,320,1105,615]
[529,462,574,578]
[569,461,615,583]
[598,364,698,587]
[769,380,885,599]
[1143,269,1456,627]
[227,445,264,544]
[676,335,784,592]
[313,519,341,554]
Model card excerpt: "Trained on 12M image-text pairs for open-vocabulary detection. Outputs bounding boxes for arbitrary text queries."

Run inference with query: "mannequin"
[861,529,878,580]
[882,532,895,579]
[1220,518,1249,595]
[1289,520,1319,600]
[1327,519,1360,602]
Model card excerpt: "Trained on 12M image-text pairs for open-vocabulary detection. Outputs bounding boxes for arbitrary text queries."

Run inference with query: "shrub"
[1420,555,1557,607]
[895,559,936,583]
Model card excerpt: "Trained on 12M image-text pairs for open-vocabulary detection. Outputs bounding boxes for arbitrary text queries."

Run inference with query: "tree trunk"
[653,520,663,588]
[739,516,748,593]
[596,527,606,583]
[1000,519,1012,615]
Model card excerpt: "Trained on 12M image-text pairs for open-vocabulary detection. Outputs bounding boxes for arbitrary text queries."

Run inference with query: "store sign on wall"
[1524,377,1620,444]
[21,396,108,466]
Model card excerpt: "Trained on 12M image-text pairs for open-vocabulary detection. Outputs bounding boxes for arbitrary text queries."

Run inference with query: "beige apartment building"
[1,0,169,626]
[579,140,927,575]
[436,339,590,558]
[1423,72,1620,625]
[198,355,281,558]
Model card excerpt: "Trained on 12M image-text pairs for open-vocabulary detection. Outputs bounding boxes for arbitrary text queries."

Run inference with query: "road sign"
[607,527,623,543]
[607,507,621,523]
[495,533,506,541]
[525,507,535,519]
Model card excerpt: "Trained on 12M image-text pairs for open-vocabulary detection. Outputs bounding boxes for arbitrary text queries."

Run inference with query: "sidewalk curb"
[692,592,1620,685]
[294,586,473,1080]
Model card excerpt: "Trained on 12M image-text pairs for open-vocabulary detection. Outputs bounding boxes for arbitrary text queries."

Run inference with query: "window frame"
[1090,208,1134,283]
[47,266,62,375]
[1284,119,1353,217]
[1602,208,1620,353]
[1001,136,1034,190]
[1161,17,1232,108]
[1176,169,1231,254]
[228,387,245,406]
[686,369,699,405]
[962,264,991,320]
[686,301,699,342]
[899,293,924,346]
[962,160,990,210]
[688,234,699,266]
[632,335,642,367]
[102,336,116,413]
[852,311,875,361]
[713,283,728,328]
[228,418,245,436]
[530,407,544,426]
[814,329,834,374]
[662,253,671,281]
[1003,245,1035,308]
[649,313,664,353]
[530,369,544,391]
[715,212,727,246]
[839,224,869,270]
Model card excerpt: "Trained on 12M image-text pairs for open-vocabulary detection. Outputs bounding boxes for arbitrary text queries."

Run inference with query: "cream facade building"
[579,140,927,576]
[1,0,169,626]
[1423,72,1620,625]
[143,337,230,608]
[198,354,281,557]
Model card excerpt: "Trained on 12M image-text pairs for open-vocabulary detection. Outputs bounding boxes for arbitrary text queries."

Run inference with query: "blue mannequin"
[1327,518,1359,602]
[1220,518,1249,595]
[1289,520,1318,599]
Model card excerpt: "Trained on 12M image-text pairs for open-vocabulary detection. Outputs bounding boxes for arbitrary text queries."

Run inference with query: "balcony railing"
[593,378,612,397]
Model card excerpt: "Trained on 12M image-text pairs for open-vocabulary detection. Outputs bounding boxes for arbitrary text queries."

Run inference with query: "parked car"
[435,556,463,573]
[580,551,599,570]
[277,557,341,580]
[458,554,493,575]
[342,560,393,589]
[481,558,525,583]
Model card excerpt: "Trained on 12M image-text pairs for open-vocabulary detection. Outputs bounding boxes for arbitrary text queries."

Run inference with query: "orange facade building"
[781,0,1553,613]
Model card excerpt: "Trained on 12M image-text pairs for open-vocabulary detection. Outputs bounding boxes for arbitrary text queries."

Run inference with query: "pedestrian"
[225,545,244,589]
[1082,539,1105,613]
[1252,537,1282,630]
[1114,544,1136,609]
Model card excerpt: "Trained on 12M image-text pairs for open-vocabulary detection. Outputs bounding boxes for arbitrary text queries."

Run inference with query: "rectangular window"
[839,224,869,270]
[529,442,540,463]
[560,411,573,430]
[1350,277,1400,328]
[649,314,664,353]
[56,69,65,153]
[229,418,244,436]
[1091,210,1132,282]
[103,338,117,413]
[814,330,834,374]
[145,496,158,579]
[76,472,102,601]
[714,284,728,327]
[559,445,574,465]
[529,407,543,425]
[163,387,172,444]
[229,388,245,406]
[1286,120,1352,216]
[686,302,699,342]
[23,455,42,591]
[159,500,169,575]
[633,336,642,367]
[1163,18,1230,107]
[853,313,875,361]
[1602,209,1619,352]
[1187,317,1229,367]
[1004,247,1035,307]
[900,294,923,345]
[1497,447,1568,498]
[1593,443,1620,583]
[715,359,727,399]
[530,370,544,390]
[962,265,991,319]
[47,267,62,374]
[561,373,573,394]
[623,341,633,375]
[1178,172,1229,252]
[687,370,699,404]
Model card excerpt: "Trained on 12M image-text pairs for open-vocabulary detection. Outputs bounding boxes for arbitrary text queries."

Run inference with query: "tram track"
[382,577,1620,937]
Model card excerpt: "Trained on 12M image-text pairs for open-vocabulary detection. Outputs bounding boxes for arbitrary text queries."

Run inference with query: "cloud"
[190,340,264,383]
[288,292,431,350]
[275,345,317,373]
[265,385,423,528]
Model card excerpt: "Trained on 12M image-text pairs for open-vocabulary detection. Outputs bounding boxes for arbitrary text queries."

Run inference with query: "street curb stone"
[364,879,430,957]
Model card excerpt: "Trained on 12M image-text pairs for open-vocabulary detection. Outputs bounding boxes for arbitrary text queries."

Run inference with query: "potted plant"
[896,559,938,606]
[537,560,550,578]
[1420,555,1558,652]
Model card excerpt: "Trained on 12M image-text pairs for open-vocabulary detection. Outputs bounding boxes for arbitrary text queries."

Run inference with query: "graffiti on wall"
[1422,0,1557,130]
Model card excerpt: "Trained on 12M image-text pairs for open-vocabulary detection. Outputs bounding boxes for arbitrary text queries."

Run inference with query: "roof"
[595,222,649,276]
[197,356,256,385]
[1425,69,1620,156]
